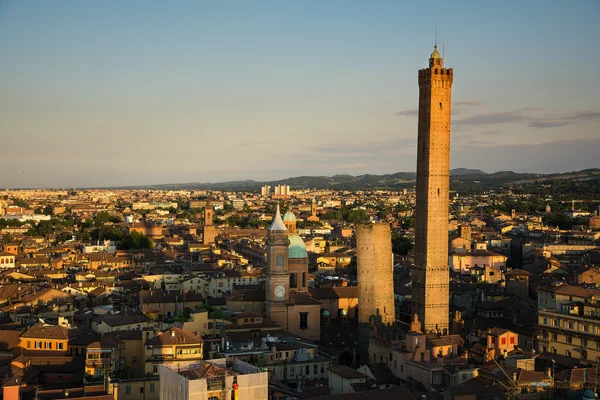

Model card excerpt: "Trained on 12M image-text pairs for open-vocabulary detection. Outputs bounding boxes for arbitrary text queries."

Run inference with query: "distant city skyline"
[1,1,599,188]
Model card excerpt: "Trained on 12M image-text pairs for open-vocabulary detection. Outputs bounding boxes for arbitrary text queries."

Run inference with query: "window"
[27,341,31,349]
[276,254,284,267]
[300,312,309,329]
[553,319,559,327]
[552,333,558,341]
[153,365,158,374]
[35,341,42,349]
[125,384,131,395]
[567,336,573,344]
[582,339,588,347]
[290,274,297,289]
[501,338,506,345]
[57,342,64,350]
[510,337,515,345]
[306,365,310,375]
[150,383,155,393]
[314,364,318,374]
[321,364,324,373]
[290,367,295,376]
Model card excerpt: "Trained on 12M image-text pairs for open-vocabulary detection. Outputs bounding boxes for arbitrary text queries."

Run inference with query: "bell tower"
[412,45,453,334]
[203,193,217,245]
[266,205,290,327]
[204,193,214,226]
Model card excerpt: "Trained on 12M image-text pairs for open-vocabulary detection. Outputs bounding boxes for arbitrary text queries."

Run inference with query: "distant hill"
[105,168,600,192]
[450,168,486,176]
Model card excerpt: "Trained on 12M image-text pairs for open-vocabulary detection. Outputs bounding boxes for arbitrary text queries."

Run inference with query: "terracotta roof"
[289,292,321,306]
[328,365,367,380]
[309,286,359,300]
[140,290,203,303]
[232,312,263,319]
[227,288,265,302]
[537,283,600,298]
[20,322,70,340]
[426,334,464,348]
[505,269,532,277]
[179,362,234,380]
[93,311,150,327]
[0,330,22,351]
[146,327,202,346]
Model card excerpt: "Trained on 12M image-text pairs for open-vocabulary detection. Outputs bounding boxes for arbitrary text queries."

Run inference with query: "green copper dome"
[283,211,296,222]
[431,45,441,59]
[288,233,307,258]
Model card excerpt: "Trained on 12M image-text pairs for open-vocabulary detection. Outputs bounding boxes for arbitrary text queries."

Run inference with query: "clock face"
[274,285,285,298]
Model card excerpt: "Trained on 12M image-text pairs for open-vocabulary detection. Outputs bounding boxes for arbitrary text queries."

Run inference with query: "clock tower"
[266,205,290,327]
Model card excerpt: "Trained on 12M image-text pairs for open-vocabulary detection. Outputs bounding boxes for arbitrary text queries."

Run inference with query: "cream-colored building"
[537,283,600,361]
[449,251,507,275]
[159,359,268,400]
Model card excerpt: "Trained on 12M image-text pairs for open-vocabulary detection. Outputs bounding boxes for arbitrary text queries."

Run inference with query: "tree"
[76,231,92,242]
[1,233,13,244]
[392,232,413,256]
[12,199,29,208]
[174,308,192,323]
[119,231,154,250]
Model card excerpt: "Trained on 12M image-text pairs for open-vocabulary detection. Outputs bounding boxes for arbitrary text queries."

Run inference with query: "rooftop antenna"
[443,44,445,68]
[435,22,437,47]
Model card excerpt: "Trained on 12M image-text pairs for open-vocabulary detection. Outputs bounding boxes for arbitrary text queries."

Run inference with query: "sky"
[1,1,599,188]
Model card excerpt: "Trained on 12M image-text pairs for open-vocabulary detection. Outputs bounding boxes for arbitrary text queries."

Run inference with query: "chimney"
[171,330,176,337]
[546,368,552,378]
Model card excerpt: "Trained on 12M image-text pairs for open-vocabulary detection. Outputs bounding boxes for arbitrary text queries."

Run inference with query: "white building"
[159,359,267,400]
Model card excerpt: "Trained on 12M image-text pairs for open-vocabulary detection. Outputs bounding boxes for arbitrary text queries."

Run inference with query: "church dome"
[321,309,330,316]
[431,45,441,59]
[583,389,596,400]
[283,211,296,222]
[288,233,307,259]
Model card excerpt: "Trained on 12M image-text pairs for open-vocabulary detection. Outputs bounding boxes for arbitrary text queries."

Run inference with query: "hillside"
[107,168,600,192]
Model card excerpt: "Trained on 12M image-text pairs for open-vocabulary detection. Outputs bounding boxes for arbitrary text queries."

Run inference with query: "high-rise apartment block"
[273,185,290,196]
[412,46,453,334]
[261,185,271,196]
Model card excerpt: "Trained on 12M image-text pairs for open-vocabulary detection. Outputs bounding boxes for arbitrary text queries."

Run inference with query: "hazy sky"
[1,1,599,188]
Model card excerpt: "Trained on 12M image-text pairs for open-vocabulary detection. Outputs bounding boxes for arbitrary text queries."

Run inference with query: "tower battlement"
[418,68,454,87]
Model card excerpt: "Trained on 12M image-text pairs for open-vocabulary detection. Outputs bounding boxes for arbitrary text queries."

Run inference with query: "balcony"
[86,358,113,367]
[146,352,203,362]
[147,353,176,361]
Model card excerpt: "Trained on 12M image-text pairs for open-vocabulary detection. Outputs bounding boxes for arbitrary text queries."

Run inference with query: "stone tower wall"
[412,53,453,333]
[356,222,394,325]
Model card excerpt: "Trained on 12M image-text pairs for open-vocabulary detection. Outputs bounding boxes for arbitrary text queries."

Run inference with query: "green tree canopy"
[119,230,154,250]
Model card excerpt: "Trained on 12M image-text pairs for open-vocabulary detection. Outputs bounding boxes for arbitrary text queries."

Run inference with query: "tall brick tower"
[357,222,395,325]
[412,45,453,334]
[357,222,395,364]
